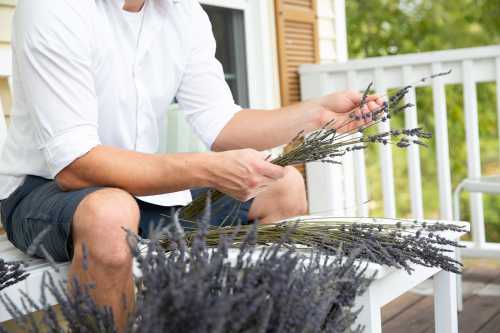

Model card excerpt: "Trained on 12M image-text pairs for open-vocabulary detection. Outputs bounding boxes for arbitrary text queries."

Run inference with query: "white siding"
[0,2,14,125]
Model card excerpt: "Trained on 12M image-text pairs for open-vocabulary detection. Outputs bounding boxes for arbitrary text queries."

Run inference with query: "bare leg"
[249,166,308,224]
[69,188,140,331]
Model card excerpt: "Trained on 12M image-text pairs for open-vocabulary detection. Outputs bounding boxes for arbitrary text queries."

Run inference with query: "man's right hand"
[206,149,285,202]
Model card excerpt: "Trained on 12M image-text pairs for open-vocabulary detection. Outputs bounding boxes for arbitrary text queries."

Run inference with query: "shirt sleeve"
[175,2,241,149]
[13,0,100,178]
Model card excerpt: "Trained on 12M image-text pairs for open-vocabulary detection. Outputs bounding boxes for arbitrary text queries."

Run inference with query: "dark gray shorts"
[0,176,253,262]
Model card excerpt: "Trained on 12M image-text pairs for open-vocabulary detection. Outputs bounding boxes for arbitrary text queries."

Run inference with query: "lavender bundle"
[132,224,372,333]
[0,223,373,333]
[180,71,450,220]
[159,217,466,274]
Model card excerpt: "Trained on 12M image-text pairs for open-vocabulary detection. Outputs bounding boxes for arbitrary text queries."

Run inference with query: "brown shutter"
[275,0,319,106]
[275,0,319,178]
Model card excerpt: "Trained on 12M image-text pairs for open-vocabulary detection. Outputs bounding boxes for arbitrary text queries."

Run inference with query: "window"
[202,5,249,108]
[162,4,251,154]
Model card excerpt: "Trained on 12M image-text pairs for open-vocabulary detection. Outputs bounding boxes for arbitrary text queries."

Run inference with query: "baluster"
[305,73,345,216]
[402,66,424,219]
[346,70,366,216]
[431,62,453,220]
[496,57,500,160]
[374,68,396,218]
[463,59,485,247]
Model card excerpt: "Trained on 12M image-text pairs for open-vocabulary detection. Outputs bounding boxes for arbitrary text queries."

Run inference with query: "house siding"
[0,2,14,125]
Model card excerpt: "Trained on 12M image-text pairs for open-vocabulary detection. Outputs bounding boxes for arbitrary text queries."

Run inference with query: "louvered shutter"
[275,0,319,178]
[275,0,319,106]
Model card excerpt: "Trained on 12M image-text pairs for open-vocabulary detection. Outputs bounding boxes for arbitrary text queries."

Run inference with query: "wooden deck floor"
[382,258,500,333]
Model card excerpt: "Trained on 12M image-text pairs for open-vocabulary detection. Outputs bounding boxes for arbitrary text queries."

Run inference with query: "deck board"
[477,311,500,332]
[381,292,425,323]
[380,259,500,333]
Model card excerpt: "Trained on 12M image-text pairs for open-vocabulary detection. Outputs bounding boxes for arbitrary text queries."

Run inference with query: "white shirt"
[0,0,241,205]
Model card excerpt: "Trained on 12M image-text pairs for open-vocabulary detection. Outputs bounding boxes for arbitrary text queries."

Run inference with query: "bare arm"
[56,146,210,195]
[212,101,323,151]
[213,92,383,152]
[56,146,285,202]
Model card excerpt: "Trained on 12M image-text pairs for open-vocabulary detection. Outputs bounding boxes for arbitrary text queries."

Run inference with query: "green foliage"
[346,0,500,240]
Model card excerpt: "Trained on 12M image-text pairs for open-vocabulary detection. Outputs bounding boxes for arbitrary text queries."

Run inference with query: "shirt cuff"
[41,125,101,178]
[190,104,241,148]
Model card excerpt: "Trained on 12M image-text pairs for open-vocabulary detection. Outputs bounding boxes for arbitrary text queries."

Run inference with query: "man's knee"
[73,188,139,269]
[278,166,308,216]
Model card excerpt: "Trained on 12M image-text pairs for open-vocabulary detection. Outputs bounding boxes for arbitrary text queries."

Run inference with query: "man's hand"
[206,149,285,202]
[315,90,385,132]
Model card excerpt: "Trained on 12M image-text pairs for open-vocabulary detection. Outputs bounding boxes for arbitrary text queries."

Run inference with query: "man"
[0,0,382,329]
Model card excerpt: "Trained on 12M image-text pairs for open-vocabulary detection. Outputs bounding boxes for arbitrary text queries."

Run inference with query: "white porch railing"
[299,45,500,253]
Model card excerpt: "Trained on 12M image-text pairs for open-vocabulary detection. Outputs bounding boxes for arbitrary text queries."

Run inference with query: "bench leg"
[456,249,463,312]
[434,269,458,333]
[355,286,382,333]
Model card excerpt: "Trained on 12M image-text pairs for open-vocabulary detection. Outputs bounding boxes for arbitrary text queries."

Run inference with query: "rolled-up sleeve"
[175,2,241,149]
[14,2,100,177]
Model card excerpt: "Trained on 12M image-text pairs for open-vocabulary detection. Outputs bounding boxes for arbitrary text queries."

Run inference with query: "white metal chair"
[454,175,500,256]
[454,175,500,311]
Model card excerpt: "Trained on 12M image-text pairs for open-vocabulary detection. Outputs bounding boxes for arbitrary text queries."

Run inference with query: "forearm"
[56,145,211,195]
[212,101,325,151]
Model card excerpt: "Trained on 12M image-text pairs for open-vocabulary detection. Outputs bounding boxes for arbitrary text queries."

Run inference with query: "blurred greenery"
[346,0,500,241]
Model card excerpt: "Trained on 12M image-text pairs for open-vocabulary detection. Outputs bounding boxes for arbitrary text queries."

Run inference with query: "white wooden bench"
[0,235,69,322]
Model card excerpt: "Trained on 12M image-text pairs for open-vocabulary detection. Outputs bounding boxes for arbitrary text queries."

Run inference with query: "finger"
[343,90,362,108]
[253,175,276,188]
[367,101,379,112]
[258,162,285,180]
[258,151,273,161]
[365,94,380,101]
[242,181,272,201]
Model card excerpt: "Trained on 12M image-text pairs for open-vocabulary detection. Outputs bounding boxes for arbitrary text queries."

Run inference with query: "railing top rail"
[299,45,500,74]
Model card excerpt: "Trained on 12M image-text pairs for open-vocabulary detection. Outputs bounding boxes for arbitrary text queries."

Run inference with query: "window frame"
[203,5,249,107]
[200,0,281,110]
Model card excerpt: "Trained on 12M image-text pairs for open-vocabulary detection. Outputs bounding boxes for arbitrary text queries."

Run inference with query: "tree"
[346,0,500,241]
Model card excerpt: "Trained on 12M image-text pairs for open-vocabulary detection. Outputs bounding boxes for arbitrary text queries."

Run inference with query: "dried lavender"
[0,259,28,291]
[0,222,373,333]
[181,71,451,220]
[159,218,466,274]
[0,256,117,333]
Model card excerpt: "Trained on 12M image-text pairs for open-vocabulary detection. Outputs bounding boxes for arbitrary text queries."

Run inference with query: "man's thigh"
[0,176,102,262]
